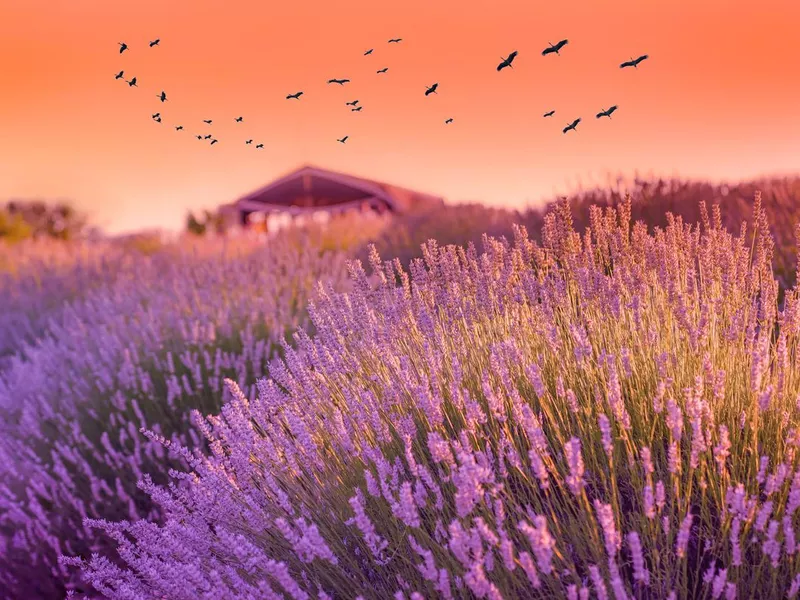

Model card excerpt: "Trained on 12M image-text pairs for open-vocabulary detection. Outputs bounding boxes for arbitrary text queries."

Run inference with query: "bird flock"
[114,36,648,146]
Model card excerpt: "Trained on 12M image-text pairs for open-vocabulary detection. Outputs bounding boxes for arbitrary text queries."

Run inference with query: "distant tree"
[204,209,227,235]
[1,199,88,241]
[185,211,207,236]
[186,209,227,236]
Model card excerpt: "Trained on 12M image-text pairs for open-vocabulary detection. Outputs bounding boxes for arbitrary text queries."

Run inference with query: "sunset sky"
[2,0,799,234]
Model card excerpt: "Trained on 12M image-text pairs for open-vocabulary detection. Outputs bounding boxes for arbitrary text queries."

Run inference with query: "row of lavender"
[58,197,800,597]
[0,230,354,598]
[6,193,800,598]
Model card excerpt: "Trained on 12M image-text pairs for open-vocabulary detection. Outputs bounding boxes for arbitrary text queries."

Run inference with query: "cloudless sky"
[2,0,799,234]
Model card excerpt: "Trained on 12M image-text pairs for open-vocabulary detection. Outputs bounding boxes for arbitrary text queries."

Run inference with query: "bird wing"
[562,125,570,133]
[542,47,553,56]
[636,54,648,62]
[620,60,632,68]
[608,105,617,112]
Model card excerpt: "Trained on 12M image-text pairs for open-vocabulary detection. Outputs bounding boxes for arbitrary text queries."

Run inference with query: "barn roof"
[225,165,444,214]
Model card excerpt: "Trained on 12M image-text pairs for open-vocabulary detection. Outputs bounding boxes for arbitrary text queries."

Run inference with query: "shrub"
[65,193,800,599]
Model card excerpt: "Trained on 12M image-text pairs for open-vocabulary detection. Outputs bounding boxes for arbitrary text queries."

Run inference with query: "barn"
[218,164,445,233]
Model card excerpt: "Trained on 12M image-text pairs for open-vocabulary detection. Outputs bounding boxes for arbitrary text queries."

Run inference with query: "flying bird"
[151,112,161,119]
[388,38,402,43]
[196,135,203,140]
[424,83,439,96]
[445,118,453,124]
[562,118,581,133]
[328,78,350,85]
[235,116,243,122]
[337,136,349,143]
[543,110,555,117]
[210,139,218,145]
[286,91,303,99]
[542,40,569,56]
[157,91,167,102]
[118,42,128,54]
[377,67,388,74]
[203,134,212,139]
[620,54,648,69]
[352,106,363,112]
[497,51,518,71]
[245,139,253,144]
[153,116,162,123]
[364,48,374,55]
[114,70,125,80]
[596,105,618,119]
[203,119,212,124]
[346,100,359,106]
[175,125,183,131]
[149,39,160,47]
[256,143,264,149]
[126,77,137,87]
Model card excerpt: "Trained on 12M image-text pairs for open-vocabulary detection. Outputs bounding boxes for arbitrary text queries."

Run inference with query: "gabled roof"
[231,165,444,214]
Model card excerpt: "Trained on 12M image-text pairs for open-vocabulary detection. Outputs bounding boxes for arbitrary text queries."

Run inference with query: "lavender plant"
[0,229,352,598]
[64,194,800,599]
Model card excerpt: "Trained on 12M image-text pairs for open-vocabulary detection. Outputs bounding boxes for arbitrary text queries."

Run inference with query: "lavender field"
[3,188,800,599]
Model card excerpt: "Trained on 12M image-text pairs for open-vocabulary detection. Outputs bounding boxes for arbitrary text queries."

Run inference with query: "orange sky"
[2,0,799,234]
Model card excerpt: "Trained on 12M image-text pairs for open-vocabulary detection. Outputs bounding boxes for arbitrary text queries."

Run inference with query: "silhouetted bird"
[196,135,202,140]
[153,116,162,123]
[210,139,218,145]
[286,91,303,99]
[620,55,648,68]
[445,118,453,124]
[542,40,569,56]
[377,68,388,74]
[352,106,363,112]
[118,42,128,54]
[388,38,402,43]
[346,100,359,106]
[425,83,439,96]
[256,143,264,149]
[175,125,183,130]
[235,116,243,122]
[562,118,581,133]
[157,91,167,102]
[204,134,212,139]
[364,48,374,55]
[126,77,137,87]
[246,139,253,144]
[543,110,555,117]
[203,119,212,124]
[328,79,350,85]
[596,105,618,119]
[151,112,160,119]
[337,136,349,143]
[149,39,160,47]
[115,70,125,80]
[497,51,518,71]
